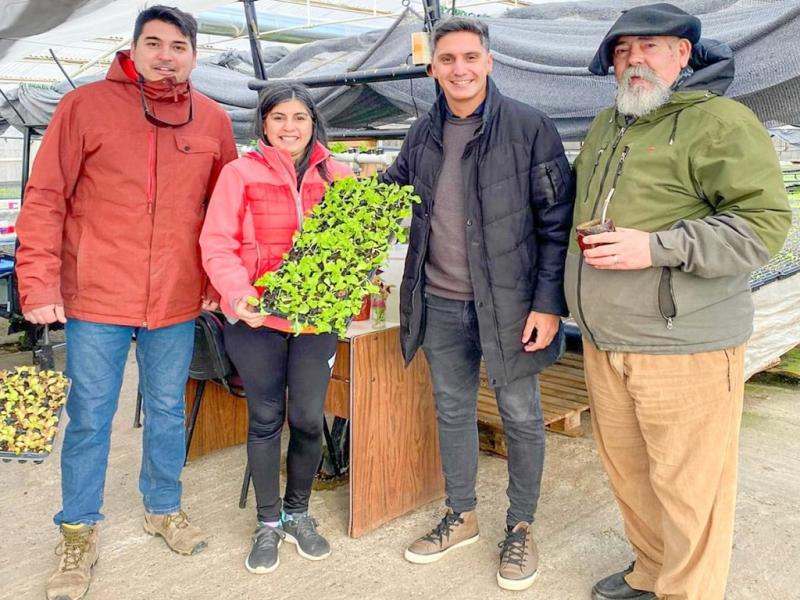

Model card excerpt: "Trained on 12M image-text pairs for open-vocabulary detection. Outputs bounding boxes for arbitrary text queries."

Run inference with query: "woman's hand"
[233,296,265,328]
[201,297,219,312]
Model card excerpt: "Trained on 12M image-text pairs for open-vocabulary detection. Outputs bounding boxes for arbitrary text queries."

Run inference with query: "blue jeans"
[421,294,546,528]
[54,318,194,526]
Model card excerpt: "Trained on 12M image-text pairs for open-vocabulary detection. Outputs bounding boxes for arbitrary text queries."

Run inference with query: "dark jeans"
[224,322,338,522]
[421,293,545,528]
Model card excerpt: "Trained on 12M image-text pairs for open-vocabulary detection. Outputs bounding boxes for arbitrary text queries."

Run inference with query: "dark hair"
[255,82,330,185]
[432,17,490,51]
[133,5,198,51]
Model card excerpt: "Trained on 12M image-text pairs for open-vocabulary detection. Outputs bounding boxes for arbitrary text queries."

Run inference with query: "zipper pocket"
[657,267,677,330]
[597,145,630,223]
[146,129,156,214]
[582,146,605,204]
[576,257,597,347]
[588,127,627,220]
[545,164,558,205]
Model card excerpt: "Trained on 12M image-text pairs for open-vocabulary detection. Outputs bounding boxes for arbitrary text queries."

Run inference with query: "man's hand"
[582,227,652,270]
[522,311,559,352]
[24,304,67,325]
[201,298,219,312]
[233,297,265,328]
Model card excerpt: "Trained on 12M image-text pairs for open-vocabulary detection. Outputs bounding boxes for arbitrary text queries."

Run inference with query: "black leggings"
[224,321,338,522]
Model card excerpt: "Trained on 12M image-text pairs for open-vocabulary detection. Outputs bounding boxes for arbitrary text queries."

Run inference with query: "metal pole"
[20,126,33,200]
[49,49,77,89]
[242,0,267,80]
[9,126,37,323]
[0,88,27,127]
[70,37,130,78]
[249,64,428,90]
[329,129,408,141]
[422,0,441,97]
[422,0,441,31]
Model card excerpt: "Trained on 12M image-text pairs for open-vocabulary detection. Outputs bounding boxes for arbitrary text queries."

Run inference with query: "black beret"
[589,3,702,75]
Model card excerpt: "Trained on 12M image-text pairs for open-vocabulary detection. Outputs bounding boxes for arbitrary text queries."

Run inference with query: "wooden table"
[184,321,444,538]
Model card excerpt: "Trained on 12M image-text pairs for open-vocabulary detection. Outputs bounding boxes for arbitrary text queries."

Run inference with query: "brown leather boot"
[46,524,99,600]
[143,510,207,555]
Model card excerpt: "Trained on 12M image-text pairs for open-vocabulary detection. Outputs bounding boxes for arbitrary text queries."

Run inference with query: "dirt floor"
[1,343,798,600]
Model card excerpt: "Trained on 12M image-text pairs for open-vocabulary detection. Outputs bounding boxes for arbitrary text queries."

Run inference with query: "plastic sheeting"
[0,0,230,63]
[772,127,800,149]
[747,273,800,379]
[2,0,800,141]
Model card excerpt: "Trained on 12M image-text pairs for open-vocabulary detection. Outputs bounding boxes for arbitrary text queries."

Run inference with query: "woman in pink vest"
[200,83,352,574]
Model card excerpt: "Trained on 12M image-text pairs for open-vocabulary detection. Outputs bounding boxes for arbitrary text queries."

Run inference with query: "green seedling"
[0,366,69,455]
[255,176,420,336]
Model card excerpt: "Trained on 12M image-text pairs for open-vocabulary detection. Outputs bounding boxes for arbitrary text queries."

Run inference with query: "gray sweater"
[424,114,482,301]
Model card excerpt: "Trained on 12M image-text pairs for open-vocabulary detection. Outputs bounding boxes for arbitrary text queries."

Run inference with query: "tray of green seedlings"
[255,175,420,336]
[0,366,70,464]
[750,184,800,291]
[784,168,800,194]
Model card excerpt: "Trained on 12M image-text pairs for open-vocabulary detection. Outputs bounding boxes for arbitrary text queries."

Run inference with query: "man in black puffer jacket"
[381,16,574,591]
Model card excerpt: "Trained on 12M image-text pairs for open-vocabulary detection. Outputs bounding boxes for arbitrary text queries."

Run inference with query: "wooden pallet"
[478,352,589,456]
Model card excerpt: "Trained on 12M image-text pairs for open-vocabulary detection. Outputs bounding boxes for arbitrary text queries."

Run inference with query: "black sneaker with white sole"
[245,523,284,574]
[281,514,331,560]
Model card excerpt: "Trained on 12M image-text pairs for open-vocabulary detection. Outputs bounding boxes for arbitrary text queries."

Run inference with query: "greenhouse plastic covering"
[1,0,799,141]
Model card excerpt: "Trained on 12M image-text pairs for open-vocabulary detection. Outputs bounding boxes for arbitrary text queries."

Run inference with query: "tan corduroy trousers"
[583,341,745,600]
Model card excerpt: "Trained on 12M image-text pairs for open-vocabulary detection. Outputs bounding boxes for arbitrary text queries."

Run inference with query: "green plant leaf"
[256,176,421,336]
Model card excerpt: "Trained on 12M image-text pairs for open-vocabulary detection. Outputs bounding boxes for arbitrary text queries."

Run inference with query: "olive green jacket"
[565,91,791,353]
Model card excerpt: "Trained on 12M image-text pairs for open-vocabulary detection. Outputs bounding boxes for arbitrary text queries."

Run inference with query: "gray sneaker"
[281,514,331,560]
[245,523,285,574]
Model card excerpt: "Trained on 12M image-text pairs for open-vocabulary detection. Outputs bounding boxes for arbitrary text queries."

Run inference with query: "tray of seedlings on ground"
[255,175,420,336]
[750,183,800,290]
[0,366,70,463]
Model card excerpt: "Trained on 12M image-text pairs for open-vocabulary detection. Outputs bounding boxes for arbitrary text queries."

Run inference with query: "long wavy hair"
[254,82,330,185]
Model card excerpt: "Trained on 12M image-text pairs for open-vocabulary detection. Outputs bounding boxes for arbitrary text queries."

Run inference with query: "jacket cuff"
[20,287,63,313]
[649,231,683,268]
[531,294,568,317]
[225,287,259,314]
[203,281,221,303]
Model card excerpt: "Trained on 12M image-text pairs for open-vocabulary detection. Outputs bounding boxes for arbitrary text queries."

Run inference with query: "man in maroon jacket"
[15,6,237,599]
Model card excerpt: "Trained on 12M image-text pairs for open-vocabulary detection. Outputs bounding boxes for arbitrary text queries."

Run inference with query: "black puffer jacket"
[381,78,575,387]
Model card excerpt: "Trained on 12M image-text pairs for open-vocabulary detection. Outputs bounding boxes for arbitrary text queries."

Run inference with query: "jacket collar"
[611,38,734,128]
[678,39,734,96]
[108,50,191,103]
[613,89,717,129]
[247,139,331,179]
[428,76,499,144]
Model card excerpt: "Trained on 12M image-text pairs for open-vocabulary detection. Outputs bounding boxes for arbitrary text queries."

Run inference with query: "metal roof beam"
[19,55,111,66]
[268,0,394,17]
[0,76,56,84]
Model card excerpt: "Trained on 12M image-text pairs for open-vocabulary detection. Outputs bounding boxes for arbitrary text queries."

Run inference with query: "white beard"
[615,66,672,118]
